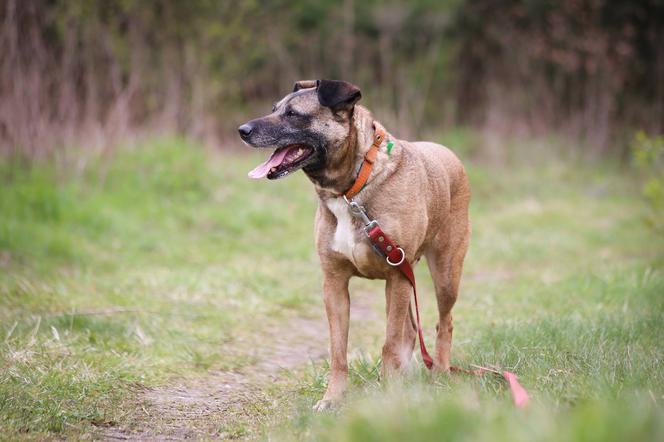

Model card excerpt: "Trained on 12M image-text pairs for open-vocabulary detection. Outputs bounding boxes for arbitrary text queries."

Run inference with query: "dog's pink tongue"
[248,148,289,179]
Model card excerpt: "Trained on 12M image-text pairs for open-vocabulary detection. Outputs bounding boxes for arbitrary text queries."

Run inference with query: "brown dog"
[239,80,470,410]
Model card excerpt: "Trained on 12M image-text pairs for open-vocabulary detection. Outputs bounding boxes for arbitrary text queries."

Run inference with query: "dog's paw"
[313,398,337,412]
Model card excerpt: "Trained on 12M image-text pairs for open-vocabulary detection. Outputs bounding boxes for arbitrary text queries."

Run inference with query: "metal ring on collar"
[386,247,405,266]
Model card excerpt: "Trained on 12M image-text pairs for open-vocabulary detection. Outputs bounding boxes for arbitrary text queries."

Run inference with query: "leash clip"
[344,196,379,235]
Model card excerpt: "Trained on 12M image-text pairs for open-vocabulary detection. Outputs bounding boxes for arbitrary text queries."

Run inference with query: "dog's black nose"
[238,124,253,138]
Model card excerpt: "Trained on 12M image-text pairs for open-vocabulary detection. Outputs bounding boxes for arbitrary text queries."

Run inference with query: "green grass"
[1,136,663,440]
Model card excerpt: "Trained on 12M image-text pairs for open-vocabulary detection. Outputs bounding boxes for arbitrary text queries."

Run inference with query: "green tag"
[386,141,394,156]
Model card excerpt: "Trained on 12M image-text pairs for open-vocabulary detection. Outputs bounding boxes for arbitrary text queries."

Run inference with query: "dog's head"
[240,79,361,180]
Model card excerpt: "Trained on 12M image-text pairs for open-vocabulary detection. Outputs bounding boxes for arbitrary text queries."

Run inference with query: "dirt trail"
[97,295,379,440]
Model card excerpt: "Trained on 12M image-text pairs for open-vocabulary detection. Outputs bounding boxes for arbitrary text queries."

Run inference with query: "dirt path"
[97,295,380,440]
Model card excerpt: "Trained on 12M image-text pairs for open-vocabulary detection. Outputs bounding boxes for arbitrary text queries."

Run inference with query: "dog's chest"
[325,198,363,262]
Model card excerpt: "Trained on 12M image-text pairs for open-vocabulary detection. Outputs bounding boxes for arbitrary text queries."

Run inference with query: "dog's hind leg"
[425,206,470,371]
[314,272,352,411]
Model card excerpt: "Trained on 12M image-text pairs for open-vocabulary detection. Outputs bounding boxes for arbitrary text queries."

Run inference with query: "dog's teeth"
[270,167,276,172]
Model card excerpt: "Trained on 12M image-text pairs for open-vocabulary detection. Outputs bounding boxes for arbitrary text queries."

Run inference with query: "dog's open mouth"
[248,144,314,180]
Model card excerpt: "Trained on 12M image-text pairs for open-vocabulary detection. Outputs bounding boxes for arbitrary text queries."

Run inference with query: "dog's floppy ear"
[316,79,361,112]
[293,80,318,92]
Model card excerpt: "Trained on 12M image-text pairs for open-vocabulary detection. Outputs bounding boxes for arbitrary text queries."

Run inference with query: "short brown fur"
[240,81,471,411]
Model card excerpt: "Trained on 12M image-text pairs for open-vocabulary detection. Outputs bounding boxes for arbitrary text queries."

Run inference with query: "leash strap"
[365,224,435,369]
[344,128,385,200]
[464,365,530,408]
[342,124,432,368]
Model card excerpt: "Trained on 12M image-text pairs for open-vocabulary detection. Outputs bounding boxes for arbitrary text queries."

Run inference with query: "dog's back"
[412,141,471,201]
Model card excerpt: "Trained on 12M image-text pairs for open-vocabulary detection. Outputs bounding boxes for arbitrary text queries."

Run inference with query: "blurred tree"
[0,0,661,155]
[452,0,664,150]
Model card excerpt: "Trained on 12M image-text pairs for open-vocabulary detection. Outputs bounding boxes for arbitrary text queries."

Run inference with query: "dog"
[239,79,471,411]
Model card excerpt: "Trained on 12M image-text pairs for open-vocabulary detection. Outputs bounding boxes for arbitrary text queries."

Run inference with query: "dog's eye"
[285,109,297,117]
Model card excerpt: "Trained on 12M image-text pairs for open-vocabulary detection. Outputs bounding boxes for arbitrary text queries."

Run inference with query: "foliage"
[1,0,662,154]
[631,131,664,233]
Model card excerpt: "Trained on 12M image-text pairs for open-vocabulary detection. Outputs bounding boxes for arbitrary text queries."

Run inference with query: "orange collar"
[343,127,385,200]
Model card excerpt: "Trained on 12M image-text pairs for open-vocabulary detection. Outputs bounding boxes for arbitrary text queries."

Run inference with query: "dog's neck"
[306,106,391,200]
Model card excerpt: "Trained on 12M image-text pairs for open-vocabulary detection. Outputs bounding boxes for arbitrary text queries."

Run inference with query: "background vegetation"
[1,0,662,155]
[1,0,663,440]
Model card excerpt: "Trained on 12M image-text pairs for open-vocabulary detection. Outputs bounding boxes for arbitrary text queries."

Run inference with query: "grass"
[1,135,663,440]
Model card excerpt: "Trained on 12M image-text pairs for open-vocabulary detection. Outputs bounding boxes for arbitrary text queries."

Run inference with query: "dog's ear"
[293,80,318,92]
[316,79,361,112]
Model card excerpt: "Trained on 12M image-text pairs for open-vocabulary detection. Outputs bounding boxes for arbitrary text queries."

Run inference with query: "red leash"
[365,223,434,369]
[343,125,529,407]
[343,126,435,369]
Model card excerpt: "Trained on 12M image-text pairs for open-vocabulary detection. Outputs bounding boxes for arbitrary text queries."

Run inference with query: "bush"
[631,131,664,234]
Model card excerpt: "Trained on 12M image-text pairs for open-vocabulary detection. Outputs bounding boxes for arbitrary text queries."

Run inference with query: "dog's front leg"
[314,273,351,411]
[382,274,417,377]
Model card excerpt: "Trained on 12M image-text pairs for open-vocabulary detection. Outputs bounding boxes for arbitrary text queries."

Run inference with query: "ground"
[1,136,663,440]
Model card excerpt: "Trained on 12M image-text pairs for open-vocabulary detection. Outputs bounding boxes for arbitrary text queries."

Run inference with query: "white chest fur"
[325,197,358,261]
